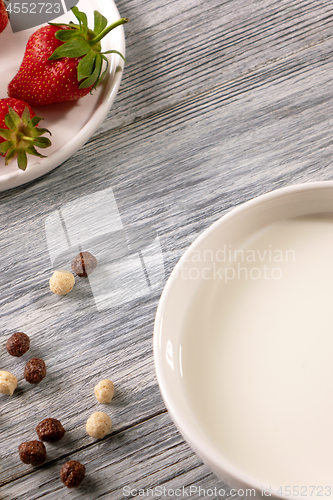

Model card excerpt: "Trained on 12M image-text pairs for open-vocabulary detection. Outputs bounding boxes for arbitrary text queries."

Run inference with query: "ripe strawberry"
[0,0,9,33]
[0,98,51,170]
[8,7,128,106]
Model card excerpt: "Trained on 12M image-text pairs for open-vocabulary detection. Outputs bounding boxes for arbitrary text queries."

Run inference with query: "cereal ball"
[71,251,97,278]
[36,418,65,442]
[94,379,114,404]
[0,370,17,395]
[60,460,86,488]
[49,270,75,295]
[6,332,30,357]
[24,358,46,384]
[86,412,112,439]
[19,440,47,466]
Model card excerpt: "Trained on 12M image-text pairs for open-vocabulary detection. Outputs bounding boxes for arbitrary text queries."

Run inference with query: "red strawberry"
[8,7,128,106]
[0,0,8,33]
[0,98,51,170]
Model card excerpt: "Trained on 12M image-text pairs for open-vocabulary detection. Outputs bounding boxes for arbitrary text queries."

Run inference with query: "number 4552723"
[6,3,62,14]
[276,486,332,497]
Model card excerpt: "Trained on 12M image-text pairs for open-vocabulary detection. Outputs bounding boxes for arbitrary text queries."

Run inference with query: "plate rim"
[0,0,126,192]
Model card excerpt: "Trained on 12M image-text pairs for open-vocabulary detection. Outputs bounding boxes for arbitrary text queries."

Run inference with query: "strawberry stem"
[49,8,129,91]
[88,17,129,46]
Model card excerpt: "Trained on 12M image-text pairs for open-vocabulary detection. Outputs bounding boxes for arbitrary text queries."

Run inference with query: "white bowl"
[154,182,333,500]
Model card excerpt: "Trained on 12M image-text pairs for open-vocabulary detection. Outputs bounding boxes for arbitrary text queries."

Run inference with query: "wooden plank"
[1,41,333,486]
[1,0,333,496]
[0,412,238,500]
[95,0,333,132]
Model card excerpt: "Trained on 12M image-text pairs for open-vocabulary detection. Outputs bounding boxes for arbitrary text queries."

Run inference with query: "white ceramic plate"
[0,0,125,191]
[154,182,333,499]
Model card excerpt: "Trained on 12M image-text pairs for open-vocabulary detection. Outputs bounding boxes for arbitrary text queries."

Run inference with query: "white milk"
[180,214,333,495]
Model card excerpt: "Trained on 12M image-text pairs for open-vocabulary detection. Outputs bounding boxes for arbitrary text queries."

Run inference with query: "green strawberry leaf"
[17,150,27,171]
[48,39,91,60]
[79,53,102,89]
[21,106,31,125]
[30,116,43,128]
[26,146,46,158]
[4,147,17,165]
[0,141,11,154]
[0,128,12,140]
[94,11,108,35]
[9,109,21,128]
[72,6,88,35]
[99,54,109,83]
[49,21,79,29]
[33,127,52,137]
[102,49,127,63]
[34,137,52,149]
[77,50,96,81]
[5,108,19,129]
[55,30,83,41]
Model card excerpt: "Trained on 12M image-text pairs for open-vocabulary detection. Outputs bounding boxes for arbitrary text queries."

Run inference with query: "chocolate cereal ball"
[71,251,97,277]
[60,460,86,488]
[6,332,30,357]
[24,358,46,384]
[19,440,46,466]
[36,418,65,442]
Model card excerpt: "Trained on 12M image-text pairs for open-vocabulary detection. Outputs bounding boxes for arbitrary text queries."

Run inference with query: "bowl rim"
[154,180,333,499]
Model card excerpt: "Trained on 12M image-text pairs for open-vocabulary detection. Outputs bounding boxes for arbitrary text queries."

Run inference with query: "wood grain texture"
[98,0,333,130]
[1,413,231,500]
[1,0,333,497]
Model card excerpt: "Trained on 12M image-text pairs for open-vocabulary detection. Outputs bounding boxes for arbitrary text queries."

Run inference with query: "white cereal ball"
[86,412,112,439]
[94,379,115,404]
[49,270,75,295]
[0,370,18,395]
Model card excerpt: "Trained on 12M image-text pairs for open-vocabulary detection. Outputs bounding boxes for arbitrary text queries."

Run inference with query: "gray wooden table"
[1,0,332,498]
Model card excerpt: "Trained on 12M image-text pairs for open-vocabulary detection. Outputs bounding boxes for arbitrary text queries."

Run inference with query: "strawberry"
[0,0,9,33]
[0,98,51,170]
[8,7,128,106]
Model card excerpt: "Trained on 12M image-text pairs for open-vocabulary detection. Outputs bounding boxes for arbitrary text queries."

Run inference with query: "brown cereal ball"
[60,460,86,488]
[19,440,47,466]
[36,418,65,442]
[94,379,114,404]
[24,358,46,384]
[49,270,75,295]
[0,370,17,395]
[6,332,30,357]
[86,412,112,439]
[71,251,97,278]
